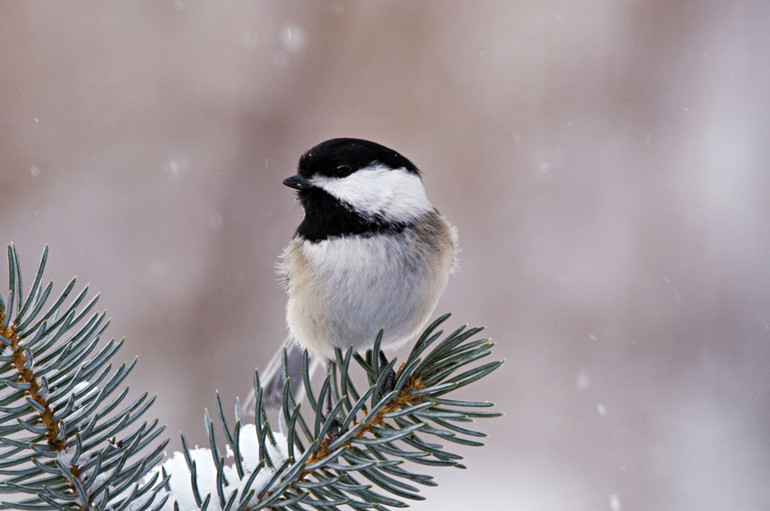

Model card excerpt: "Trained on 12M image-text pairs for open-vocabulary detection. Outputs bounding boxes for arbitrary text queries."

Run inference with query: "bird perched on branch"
[256,138,457,410]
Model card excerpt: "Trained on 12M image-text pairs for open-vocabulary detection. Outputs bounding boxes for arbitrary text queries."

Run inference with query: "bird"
[255,138,457,412]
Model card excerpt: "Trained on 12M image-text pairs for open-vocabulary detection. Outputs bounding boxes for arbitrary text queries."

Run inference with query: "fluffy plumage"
[281,211,455,359]
[256,138,456,410]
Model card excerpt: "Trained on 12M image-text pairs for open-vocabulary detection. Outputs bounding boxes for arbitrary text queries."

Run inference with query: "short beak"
[283,174,311,190]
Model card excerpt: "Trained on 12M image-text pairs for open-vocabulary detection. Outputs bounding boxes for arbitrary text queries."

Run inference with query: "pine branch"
[165,318,502,510]
[0,245,169,510]
[1,245,503,511]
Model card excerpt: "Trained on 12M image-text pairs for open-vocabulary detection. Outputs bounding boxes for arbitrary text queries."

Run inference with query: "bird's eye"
[334,163,352,177]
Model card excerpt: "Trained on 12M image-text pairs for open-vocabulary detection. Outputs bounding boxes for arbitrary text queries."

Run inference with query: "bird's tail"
[244,338,321,415]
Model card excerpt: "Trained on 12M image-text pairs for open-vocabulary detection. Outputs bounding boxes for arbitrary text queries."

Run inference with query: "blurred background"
[2,1,769,509]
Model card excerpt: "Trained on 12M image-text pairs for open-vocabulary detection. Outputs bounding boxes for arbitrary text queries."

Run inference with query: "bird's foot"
[324,387,343,441]
[378,350,397,395]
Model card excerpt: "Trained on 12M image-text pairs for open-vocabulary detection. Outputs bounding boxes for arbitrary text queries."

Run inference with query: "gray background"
[2,1,769,510]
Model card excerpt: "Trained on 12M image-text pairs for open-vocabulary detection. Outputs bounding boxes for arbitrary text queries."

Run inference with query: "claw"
[324,387,342,441]
[378,350,396,395]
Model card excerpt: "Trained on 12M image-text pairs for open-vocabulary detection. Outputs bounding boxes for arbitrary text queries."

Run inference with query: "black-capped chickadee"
[256,138,457,410]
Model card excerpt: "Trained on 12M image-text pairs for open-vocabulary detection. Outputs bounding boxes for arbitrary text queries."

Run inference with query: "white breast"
[280,215,456,359]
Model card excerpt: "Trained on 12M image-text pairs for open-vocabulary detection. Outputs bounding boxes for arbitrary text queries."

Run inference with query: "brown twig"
[1,306,89,509]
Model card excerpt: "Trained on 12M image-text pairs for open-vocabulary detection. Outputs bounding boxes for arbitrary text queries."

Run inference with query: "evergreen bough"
[0,245,502,510]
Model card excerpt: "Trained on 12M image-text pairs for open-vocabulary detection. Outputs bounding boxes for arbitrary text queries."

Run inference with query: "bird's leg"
[324,365,342,440]
[378,350,396,395]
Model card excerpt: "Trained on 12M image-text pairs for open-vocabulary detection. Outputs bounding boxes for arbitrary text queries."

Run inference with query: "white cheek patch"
[313,165,434,223]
